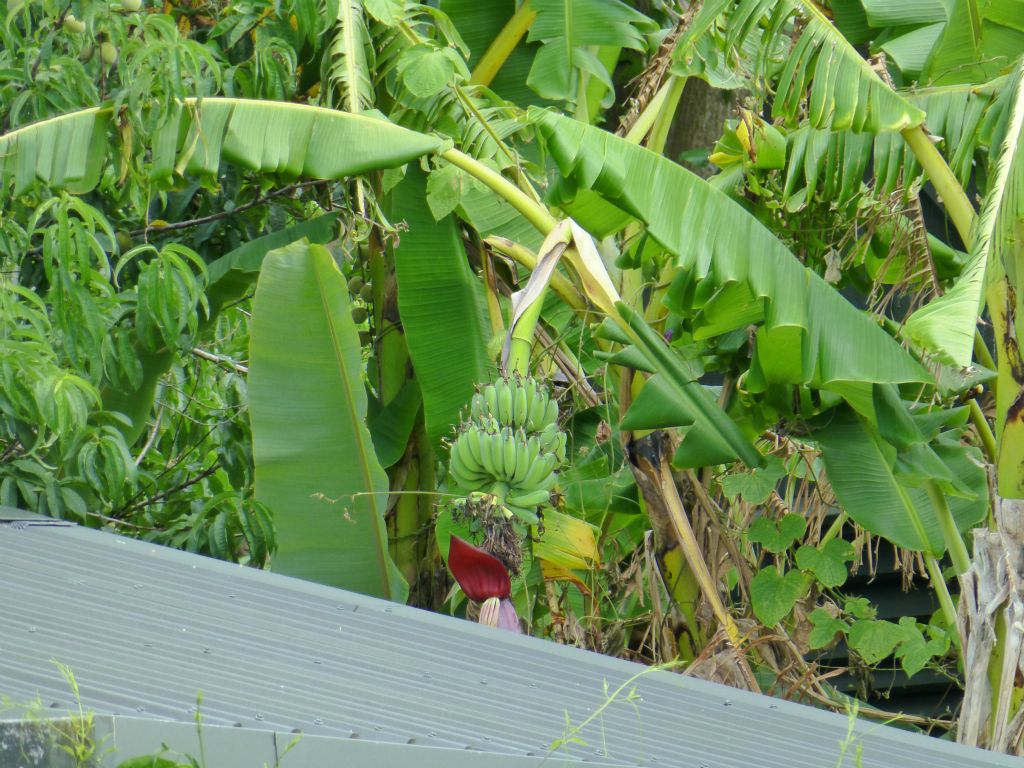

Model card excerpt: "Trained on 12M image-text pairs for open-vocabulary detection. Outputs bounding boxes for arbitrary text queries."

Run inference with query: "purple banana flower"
[447,535,521,633]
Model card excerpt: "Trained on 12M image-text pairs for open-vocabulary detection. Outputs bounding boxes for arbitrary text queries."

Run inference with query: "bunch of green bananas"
[448,377,567,523]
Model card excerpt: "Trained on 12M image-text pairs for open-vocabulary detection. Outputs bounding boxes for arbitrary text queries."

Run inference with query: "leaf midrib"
[314,252,391,599]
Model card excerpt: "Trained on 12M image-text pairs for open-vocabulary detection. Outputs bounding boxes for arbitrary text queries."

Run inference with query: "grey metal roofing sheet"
[0,521,1013,768]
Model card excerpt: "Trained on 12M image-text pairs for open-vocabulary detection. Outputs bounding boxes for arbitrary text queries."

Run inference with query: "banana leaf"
[677,0,925,133]
[0,98,441,198]
[904,64,1024,382]
[815,411,988,553]
[249,241,407,600]
[391,167,494,450]
[531,109,929,391]
[525,0,654,101]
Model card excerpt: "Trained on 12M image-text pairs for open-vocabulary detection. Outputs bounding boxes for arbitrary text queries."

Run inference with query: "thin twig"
[190,347,248,375]
[0,440,23,463]
[132,179,332,237]
[113,463,218,518]
[134,404,164,467]
[29,1,74,80]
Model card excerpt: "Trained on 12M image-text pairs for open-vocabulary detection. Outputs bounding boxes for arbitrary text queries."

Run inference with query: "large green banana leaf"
[205,214,341,321]
[249,241,407,600]
[0,98,441,198]
[616,303,762,469]
[904,65,1024,377]
[677,0,925,133]
[531,109,929,391]
[391,167,494,449]
[816,411,988,553]
[0,109,111,197]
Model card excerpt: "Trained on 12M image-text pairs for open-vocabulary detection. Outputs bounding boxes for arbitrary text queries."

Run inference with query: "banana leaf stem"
[441,148,556,235]
[481,250,506,336]
[819,511,848,545]
[974,330,996,371]
[484,236,585,311]
[969,398,998,465]
[646,76,686,155]
[657,458,745,651]
[624,78,675,144]
[507,288,545,375]
[900,126,976,246]
[924,553,961,651]
[470,1,536,87]
[924,480,972,575]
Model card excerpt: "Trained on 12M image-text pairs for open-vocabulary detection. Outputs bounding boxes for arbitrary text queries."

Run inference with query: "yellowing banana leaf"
[540,561,592,594]
[249,241,407,601]
[531,109,929,391]
[533,509,601,571]
[982,62,1024,497]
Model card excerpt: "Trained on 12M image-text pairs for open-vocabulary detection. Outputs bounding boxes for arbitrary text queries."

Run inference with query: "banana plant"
[4,0,1024,748]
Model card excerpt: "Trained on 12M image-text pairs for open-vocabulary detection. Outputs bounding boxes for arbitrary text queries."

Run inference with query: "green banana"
[538,422,560,452]
[534,468,559,491]
[510,437,532,485]
[473,428,492,473]
[504,504,540,524]
[496,379,512,425]
[512,382,528,428]
[488,430,505,476]
[484,383,499,417]
[526,390,545,431]
[505,488,550,508]
[451,434,482,477]
[449,442,489,490]
[554,431,567,463]
[543,399,559,430]
[517,453,548,490]
[501,430,518,481]
[522,378,537,422]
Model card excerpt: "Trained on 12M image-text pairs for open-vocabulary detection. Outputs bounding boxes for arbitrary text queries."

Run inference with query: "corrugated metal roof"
[0,520,1012,767]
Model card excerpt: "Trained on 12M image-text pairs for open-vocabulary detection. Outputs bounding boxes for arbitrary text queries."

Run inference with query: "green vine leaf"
[748,513,806,554]
[808,607,848,649]
[795,539,855,588]
[750,568,809,626]
[844,596,876,620]
[718,455,785,504]
[847,619,905,664]
[893,617,950,677]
